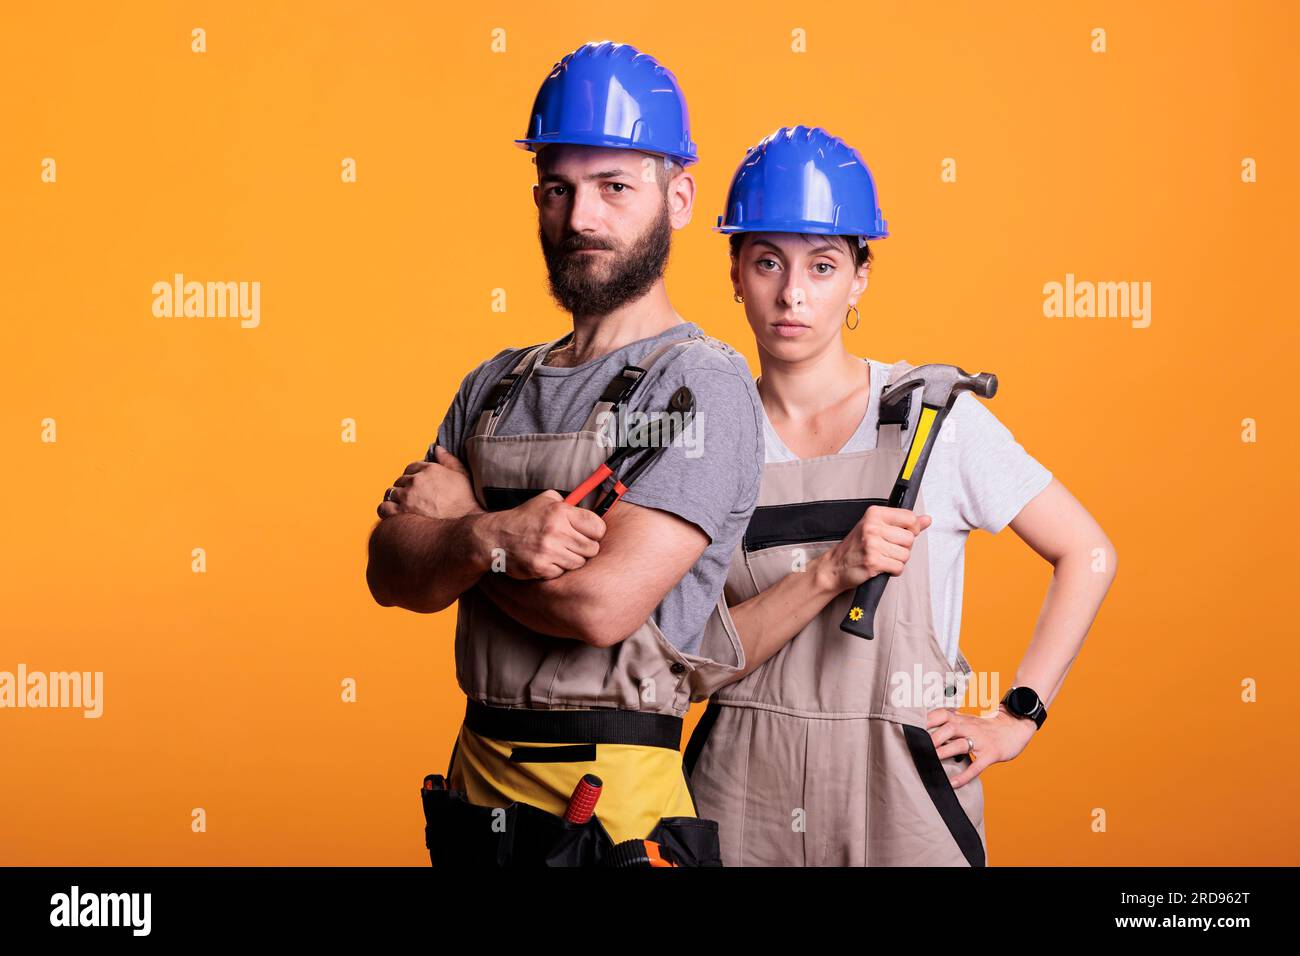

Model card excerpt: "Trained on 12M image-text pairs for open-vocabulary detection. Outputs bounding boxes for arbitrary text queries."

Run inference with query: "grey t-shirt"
[762,357,1053,665]
[435,321,765,656]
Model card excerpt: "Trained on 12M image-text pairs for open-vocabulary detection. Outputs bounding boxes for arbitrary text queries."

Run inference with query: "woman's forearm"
[1010,541,1118,710]
[727,552,844,680]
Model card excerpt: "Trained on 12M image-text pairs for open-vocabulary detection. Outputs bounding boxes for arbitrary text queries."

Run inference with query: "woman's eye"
[757,258,779,271]
[813,262,835,275]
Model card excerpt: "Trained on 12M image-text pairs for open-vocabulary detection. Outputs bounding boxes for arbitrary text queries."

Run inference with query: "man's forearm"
[474,502,713,647]
[366,511,497,613]
[478,568,604,644]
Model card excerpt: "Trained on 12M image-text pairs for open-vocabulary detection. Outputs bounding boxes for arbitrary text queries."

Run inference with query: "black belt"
[463,699,683,751]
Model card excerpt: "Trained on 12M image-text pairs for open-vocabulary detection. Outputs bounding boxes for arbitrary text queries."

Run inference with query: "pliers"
[563,386,696,517]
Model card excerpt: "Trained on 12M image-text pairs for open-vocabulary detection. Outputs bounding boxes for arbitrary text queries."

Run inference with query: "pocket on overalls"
[645,816,723,867]
[420,779,504,867]
[420,775,613,867]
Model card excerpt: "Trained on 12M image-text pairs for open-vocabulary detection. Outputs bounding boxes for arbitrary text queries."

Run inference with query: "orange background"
[2,1,1296,865]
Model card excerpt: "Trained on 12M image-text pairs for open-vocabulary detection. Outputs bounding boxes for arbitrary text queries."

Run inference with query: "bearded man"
[367,41,764,866]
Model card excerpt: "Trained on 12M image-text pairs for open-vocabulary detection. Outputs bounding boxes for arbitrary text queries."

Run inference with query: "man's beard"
[539,203,672,317]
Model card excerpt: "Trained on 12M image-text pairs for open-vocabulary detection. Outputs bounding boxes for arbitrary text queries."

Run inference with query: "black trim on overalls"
[446,737,461,780]
[508,744,598,763]
[464,700,683,750]
[743,497,889,552]
[682,698,723,778]
[481,486,550,511]
[902,723,986,867]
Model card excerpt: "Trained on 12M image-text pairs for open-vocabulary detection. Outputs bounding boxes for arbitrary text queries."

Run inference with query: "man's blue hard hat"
[515,40,699,166]
[715,125,888,239]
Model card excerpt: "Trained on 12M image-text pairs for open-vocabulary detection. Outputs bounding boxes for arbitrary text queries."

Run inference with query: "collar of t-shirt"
[535,322,704,374]
[761,358,891,463]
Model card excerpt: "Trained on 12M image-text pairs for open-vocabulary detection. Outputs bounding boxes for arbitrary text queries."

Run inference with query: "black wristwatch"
[1001,686,1047,729]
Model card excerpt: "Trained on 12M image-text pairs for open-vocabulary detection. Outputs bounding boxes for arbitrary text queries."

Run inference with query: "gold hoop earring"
[734,293,744,304]
[845,305,861,330]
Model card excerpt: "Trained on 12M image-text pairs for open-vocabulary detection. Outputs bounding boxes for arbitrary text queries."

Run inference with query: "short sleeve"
[434,392,463,462]
[618,365,764,544]
[434,348,514,462]
[949,392,1053,534]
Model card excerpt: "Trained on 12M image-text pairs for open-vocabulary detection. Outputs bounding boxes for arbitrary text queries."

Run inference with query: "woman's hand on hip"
[926,705,1038,789]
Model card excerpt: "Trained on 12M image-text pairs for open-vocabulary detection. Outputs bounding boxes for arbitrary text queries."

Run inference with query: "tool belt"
[420,782,722,867]
[420,703,723,867]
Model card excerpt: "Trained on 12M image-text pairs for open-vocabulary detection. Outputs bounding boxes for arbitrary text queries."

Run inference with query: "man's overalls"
[684,359,988,867]
[421,331,748,866]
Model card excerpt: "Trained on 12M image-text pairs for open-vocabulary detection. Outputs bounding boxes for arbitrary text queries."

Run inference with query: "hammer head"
[880,364,998,410]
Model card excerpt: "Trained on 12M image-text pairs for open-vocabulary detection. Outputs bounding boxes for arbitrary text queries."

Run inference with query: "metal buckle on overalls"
[876,390,912,431]
[595,365,646,442]
[600,365,645,410]
[485,373,522,417]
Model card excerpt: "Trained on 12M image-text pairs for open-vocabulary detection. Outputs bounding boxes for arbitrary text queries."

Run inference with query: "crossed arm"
[476,502,708,646]
[366,449,709,646]
[365,509,499,615]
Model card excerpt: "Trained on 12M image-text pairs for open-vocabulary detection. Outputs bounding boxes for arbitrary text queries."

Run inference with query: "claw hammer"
[839,364,998,639]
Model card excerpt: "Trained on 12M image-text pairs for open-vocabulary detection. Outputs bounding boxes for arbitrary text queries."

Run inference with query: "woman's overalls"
[421,330,748,866]
[684,359,987,867]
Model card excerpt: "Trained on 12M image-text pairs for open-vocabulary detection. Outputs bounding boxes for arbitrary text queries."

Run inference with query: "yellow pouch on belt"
[448,724,698,844]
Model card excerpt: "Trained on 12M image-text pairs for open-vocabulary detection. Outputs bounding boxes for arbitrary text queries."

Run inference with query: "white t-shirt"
[761,358,1053,665]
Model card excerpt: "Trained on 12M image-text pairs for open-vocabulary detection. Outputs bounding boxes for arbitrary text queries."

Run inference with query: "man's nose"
[566,183,604,236]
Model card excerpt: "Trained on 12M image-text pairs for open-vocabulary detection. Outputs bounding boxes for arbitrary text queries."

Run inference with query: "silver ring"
[383,487,395,502]
[965,736,975,754]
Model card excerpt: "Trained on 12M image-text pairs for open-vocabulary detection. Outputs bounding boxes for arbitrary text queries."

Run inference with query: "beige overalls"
[429,330,748,863]
[685,359,987,867]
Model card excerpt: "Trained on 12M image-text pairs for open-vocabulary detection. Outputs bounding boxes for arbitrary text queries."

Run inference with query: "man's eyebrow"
[538,168,635,184]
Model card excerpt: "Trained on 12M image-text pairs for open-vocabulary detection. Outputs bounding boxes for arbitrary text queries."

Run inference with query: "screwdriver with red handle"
[564,773,603,825]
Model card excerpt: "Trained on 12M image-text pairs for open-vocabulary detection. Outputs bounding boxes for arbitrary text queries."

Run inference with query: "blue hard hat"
[516,40,699,166]
[715,125,888,239]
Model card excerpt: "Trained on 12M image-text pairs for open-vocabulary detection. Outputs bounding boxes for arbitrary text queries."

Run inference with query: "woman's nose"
[778,276,807,313]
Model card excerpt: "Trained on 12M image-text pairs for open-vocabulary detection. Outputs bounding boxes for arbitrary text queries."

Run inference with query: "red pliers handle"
[563,386,695,518]
[563,464,627,513]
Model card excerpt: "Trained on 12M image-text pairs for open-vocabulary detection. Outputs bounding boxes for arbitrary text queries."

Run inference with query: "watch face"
[1008,686,1039,715]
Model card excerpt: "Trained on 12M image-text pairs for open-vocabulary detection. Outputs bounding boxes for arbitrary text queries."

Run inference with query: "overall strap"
[578,331,705,433]
[876,359,917,450]
[471,335,570,439]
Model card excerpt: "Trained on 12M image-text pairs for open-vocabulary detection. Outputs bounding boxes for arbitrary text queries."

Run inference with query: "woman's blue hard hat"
[716,125,888,239]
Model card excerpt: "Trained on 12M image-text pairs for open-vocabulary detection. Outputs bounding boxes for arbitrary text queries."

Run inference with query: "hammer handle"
[839,401,947,639]
[840,572,891,639]
[839,371,998,638]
